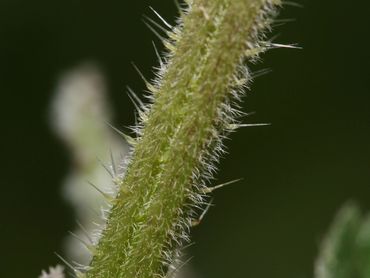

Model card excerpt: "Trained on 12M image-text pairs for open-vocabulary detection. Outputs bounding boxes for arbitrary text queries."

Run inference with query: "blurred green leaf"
[316,202,370,278]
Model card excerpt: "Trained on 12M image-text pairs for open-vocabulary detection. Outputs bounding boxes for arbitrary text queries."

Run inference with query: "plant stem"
[84,0,281,277]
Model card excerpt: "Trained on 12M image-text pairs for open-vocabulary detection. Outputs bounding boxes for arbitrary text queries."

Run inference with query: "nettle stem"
[83,0,281,277]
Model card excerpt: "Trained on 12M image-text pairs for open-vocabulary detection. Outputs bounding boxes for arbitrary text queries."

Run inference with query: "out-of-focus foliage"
[316,203,370,278]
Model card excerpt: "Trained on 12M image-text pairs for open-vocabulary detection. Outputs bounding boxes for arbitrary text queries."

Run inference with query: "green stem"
[84,0,280,277]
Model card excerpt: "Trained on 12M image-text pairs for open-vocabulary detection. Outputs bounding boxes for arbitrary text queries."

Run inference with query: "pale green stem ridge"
[84,0,281,277]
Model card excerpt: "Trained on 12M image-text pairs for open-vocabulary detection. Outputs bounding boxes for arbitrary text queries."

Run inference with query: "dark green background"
[1,0,370,277]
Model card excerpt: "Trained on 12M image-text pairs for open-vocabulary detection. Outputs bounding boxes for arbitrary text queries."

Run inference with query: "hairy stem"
[84,0,281,277]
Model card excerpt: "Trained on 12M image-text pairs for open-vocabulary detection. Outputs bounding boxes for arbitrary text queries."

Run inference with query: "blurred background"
[1,0,370,277]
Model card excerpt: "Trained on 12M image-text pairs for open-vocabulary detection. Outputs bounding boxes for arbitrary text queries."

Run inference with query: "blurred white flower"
[39,265,65,278]
[50,63,128,265]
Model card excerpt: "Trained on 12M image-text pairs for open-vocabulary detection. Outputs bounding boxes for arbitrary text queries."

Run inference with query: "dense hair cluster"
[59,1,290,277]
